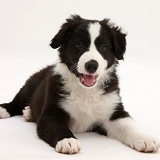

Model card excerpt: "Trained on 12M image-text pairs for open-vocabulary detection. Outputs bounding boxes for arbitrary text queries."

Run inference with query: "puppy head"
[50,15,126,88]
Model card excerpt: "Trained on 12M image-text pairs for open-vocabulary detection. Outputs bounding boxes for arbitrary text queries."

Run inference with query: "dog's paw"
[55,138,81,154]
[0,106,10,119]
[22,106,33,122]
[128,134,160,152]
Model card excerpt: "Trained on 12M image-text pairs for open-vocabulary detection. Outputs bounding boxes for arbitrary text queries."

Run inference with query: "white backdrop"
[0,0,160,160]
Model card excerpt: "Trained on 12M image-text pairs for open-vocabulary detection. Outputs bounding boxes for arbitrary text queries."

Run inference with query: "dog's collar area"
[79,74,98,87]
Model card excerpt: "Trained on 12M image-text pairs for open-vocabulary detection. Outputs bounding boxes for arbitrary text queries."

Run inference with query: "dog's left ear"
[111,26,127,60]
[100,19,127,60]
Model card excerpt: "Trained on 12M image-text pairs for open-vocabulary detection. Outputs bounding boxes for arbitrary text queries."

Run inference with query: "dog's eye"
[100,44,107,52]
[75,42,83,49]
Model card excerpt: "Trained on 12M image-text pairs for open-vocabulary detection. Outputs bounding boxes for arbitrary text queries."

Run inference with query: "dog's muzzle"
[79,60,99,87]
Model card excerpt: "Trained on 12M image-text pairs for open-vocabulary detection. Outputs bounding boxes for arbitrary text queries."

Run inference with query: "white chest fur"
[61,83,121,133]
[54,63,121,133]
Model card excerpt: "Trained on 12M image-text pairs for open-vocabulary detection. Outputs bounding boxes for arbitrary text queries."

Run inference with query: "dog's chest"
[61,85,120,133]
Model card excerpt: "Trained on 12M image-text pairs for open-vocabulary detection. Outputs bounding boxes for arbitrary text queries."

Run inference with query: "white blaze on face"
[77,22,107,87]
[89,22,101,51]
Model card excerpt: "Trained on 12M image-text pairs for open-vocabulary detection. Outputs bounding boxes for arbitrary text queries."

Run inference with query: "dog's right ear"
[50,15,83,49]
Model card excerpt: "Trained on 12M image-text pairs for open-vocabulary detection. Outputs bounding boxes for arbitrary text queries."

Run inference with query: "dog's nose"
[85,60,99,74]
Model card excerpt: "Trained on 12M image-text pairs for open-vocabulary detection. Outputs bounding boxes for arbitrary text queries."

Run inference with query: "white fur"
[55,138,81,154]
[54,63,121,133]
[54,63,160,152]
[0,106,10,118]
[104,117,160,152]
[77,23,107,79]
[22,106,33,122]
[54,58,116,89]
[53,23,160,153]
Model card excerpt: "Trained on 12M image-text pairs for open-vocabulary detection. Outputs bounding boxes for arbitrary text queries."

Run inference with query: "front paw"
[127,134,160,152]
[55,138,81,154]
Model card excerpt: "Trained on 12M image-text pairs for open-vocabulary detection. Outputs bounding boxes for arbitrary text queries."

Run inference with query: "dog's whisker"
[70,63,79,75]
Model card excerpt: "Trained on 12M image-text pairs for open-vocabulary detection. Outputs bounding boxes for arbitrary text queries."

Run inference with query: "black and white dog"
[0,15,159,154]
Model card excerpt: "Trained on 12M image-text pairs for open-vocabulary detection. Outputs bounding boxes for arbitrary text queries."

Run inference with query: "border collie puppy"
[0,15,159,154]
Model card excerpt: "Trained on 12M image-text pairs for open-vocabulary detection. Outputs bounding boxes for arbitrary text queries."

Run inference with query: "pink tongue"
[81,74,96,87]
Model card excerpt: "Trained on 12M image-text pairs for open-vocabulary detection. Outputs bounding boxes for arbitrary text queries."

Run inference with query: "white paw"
[55,138,81,154]
[0,106,10,119]
[22,106,33,122]
[127,134,160,152]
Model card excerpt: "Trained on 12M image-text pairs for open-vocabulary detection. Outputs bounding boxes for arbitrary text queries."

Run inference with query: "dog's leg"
[0,102,20,118]
[37,109,81,154]
[22,106,33,122]
[0,106,10,118]
[105,117,160,152]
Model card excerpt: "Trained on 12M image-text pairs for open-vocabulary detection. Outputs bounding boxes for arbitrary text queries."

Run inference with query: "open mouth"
[79,74,98,87]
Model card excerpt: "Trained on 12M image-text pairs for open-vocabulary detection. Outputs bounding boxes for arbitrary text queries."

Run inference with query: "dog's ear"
[100,19,127,60]
[50,15,83,49]
[111,26,127,60]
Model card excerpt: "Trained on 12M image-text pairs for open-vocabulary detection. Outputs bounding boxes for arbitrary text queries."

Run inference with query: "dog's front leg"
[105,117,160,152]
[37,109,81,154]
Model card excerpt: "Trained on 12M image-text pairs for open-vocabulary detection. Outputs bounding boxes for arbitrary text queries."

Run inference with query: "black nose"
[85,60,99,74]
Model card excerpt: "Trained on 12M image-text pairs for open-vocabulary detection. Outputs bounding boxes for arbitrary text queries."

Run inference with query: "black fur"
[0,15,129,150]
[90,124,107,136]
[110,103,130,121]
